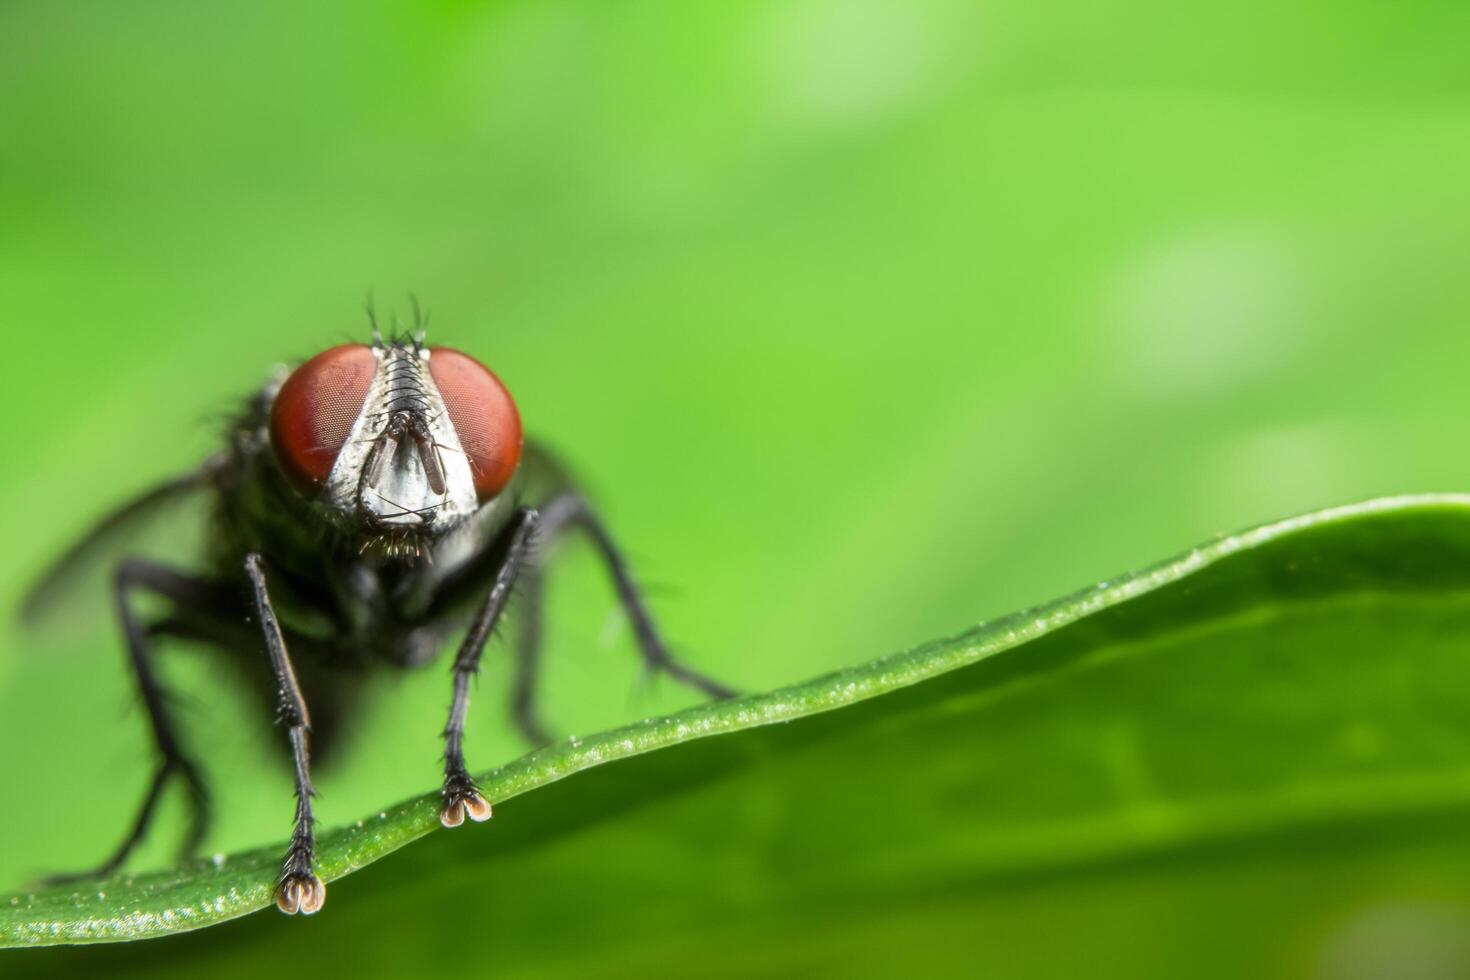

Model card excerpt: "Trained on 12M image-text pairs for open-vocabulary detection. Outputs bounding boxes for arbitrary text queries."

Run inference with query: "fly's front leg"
[440,506,540,828]
[243,554,325,916]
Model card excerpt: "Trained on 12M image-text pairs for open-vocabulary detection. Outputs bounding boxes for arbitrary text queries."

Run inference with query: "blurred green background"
[4,0,1470,975]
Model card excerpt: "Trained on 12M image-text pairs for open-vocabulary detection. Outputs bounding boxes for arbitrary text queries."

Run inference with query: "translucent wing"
[18,455,223,632]
[517,438,583,500]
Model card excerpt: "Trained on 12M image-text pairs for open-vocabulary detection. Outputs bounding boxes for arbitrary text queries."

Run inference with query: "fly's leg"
[504,491,734,747]
[243,554,325,916]
[543,492,734,697]
[42,559,215,885]
[510,568,554,748]
[441,506,541,828]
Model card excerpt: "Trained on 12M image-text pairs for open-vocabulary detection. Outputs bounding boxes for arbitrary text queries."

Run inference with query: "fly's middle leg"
[510,568,554,748]
[505,491,736,745]
[42,558,216,885]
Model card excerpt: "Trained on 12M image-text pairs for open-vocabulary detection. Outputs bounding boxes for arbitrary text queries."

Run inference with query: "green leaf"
[7,495,1470,976]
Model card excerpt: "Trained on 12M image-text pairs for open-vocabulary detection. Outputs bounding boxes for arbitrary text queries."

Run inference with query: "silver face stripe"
[322,346,479,530]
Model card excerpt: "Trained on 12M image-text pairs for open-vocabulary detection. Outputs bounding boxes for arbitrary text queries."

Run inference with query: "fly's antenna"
[366,290,384,347]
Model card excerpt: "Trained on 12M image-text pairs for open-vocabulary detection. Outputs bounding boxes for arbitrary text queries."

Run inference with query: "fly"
[19,306,733,916]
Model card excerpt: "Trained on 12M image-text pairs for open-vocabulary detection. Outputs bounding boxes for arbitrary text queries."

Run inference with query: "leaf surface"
[7,495,1470,979]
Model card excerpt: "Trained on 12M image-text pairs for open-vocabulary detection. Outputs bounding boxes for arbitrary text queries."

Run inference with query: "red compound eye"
[429,347,523,500]
[269,344,377,494]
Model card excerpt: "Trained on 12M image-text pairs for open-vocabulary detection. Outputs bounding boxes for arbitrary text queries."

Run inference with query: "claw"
[275,871,326,915]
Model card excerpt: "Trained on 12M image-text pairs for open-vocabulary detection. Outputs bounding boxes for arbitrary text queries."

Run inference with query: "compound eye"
[429,347,523,500]
[269,344,377,495]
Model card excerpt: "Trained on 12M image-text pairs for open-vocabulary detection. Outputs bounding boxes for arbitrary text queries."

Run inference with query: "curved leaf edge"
[4,493,1467,947]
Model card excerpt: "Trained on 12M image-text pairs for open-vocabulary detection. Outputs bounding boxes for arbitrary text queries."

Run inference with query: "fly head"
[267,336,522,552]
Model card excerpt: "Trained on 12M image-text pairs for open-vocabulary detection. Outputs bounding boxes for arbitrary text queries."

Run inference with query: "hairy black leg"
[243,554,325,916]
[510,569,555,748]
[43,559,217,885]
[539,491,736,699]
[441,506,541,828]
[147,615,353,766]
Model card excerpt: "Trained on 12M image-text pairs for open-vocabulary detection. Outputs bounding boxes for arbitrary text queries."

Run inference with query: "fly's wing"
[18,456,223,631]
[518,438,583,501]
